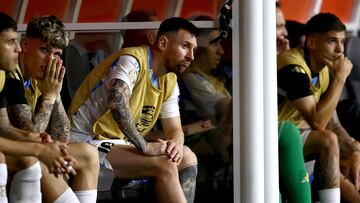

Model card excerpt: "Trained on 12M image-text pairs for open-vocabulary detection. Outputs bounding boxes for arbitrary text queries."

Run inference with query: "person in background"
[275,4,312,202]
[276,2,290,54]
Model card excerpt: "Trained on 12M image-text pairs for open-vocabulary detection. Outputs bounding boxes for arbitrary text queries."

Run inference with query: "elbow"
[308,119,327,131]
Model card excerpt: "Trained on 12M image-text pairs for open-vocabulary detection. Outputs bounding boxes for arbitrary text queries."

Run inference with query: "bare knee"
[319,130,339,156]
[70,143,99,170]
[6,155,38,174]
[179,146,197,169]
[154,158,179,180]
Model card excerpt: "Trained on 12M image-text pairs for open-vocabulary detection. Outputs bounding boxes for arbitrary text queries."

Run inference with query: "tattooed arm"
[46,96,70,143]
[0,107,41,142]
[107,78,166,156]
[31,96,55,132]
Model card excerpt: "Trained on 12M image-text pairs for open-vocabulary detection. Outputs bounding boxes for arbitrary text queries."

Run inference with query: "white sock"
[0,164,8,203]
[74,190,97,203]
[9,162,42,203]
[53,187,80,203]
[319,188,340,203]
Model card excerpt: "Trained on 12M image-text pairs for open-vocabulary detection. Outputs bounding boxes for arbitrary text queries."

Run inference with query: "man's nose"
[186,49,194,61]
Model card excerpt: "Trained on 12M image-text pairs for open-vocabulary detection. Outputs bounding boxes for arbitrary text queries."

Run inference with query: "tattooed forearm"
[108,79,147,151]
[46,96,70,142]
[0,108,30,141]
[0,108,13,136]
[33,95,54,133]
[7,104,33,131]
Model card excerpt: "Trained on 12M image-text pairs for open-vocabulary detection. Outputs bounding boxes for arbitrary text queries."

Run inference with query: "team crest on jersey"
[136,105,156,132]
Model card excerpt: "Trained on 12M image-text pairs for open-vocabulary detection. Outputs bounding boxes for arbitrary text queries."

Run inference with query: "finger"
[62,159,77,175]
[68,166,77,176]
[54,59,62,79]
[49,57,58,79]
[59,66,65,82]
[49,166,55,174]
[170,145,180,159]
[156,138,166,143]
[166,142,176,155]
[44,58,54,79]
[64,155,77,166]
[173,151,181,163]
[356,170,360,190]
[59,144,70,155]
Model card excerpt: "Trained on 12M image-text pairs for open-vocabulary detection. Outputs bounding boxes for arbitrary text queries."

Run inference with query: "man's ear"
[21,37,29,52]
[306,35,316,50]
[146,31,156,45]
[157,35,168,51]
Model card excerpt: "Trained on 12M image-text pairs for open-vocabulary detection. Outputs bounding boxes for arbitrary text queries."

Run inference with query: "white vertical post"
[263,0,279,203]
[232,0,241,202]
[239,0,265,202]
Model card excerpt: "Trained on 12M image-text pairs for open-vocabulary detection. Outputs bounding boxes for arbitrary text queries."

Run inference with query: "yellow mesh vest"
[277,48,330,126]
[68,46,177,139]
[0,70,5,92]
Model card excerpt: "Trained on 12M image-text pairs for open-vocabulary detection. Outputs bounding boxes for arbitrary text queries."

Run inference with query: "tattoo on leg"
[316,153,339,189]
[179,164,197,203]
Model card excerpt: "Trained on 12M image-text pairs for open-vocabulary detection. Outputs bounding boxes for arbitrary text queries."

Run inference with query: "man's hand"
[165,139,184,164]
[341,151,360,191]
[277,36,290,54]
[325,55,353,81]
[37,142,77,177]
[143,139,167,156]
[38,57,66,103]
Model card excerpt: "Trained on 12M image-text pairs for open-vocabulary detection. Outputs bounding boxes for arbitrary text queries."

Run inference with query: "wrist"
[41,95,56,104]
[142,142,149,153]
[333,72,347,83]
[33,143,43,157]
[350,138,360,153]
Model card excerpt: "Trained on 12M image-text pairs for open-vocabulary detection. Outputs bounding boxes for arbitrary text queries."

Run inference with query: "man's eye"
[40,47,49,53]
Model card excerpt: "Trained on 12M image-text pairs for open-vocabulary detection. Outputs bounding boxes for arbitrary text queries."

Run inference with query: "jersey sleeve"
[4,71,28,106]
[0,88,7,108]
[105,55,140,94]
[277,65,313,101]
[159,83,180,119]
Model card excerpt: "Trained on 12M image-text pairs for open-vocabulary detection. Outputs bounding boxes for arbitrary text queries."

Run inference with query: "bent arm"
[107,78,147,152]
[0,108,40,142]
[294,74,347,130]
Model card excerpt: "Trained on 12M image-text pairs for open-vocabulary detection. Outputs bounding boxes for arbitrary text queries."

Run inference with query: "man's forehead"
[0,29,18,39]
[318,30,346,39]
[27,37,63,50]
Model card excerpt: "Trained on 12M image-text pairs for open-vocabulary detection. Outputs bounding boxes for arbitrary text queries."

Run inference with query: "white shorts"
[71,132,132,170]
[299,128,311,146]
[299,129,315,179]
[89,139,132,171]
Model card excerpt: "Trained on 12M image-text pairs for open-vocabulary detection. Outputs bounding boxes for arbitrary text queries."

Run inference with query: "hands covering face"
[38,57,66,103]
